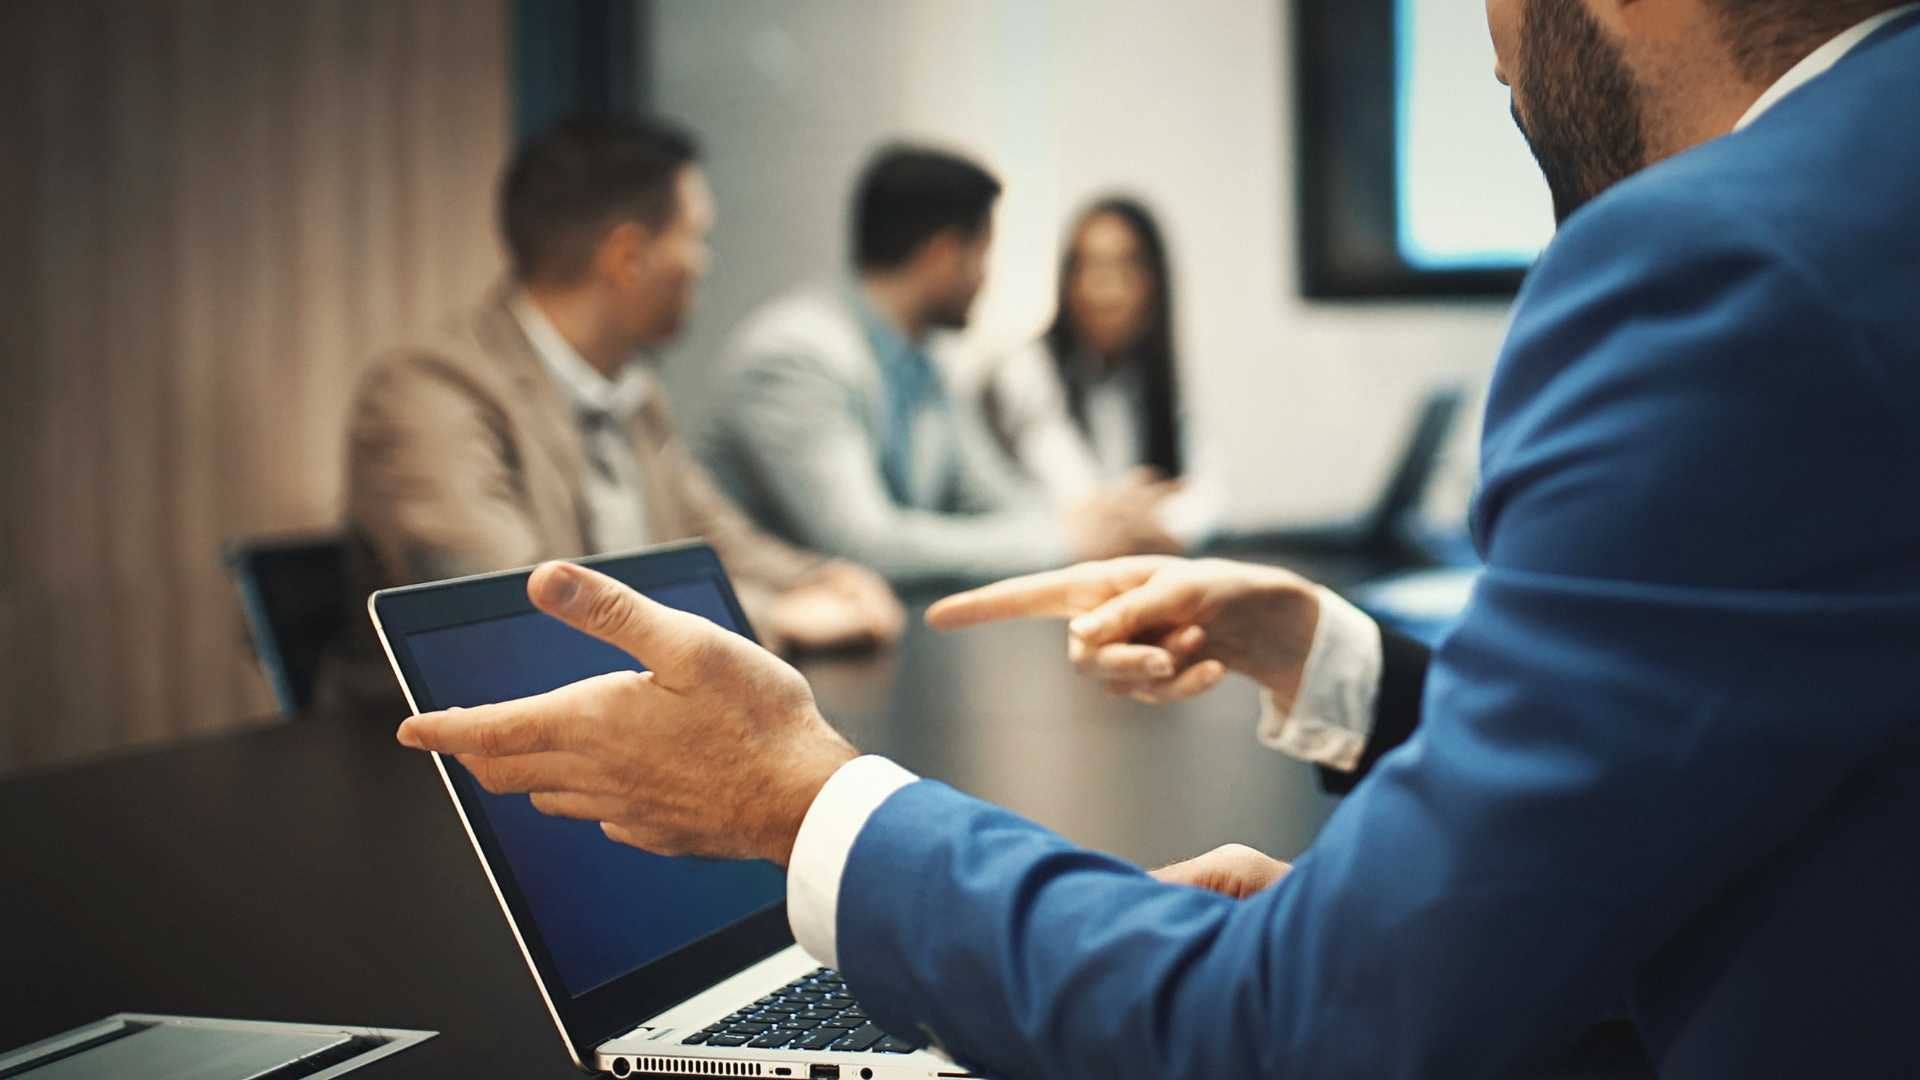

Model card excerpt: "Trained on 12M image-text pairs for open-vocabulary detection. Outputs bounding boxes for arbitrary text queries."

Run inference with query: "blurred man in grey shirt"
[699,145,1178,586]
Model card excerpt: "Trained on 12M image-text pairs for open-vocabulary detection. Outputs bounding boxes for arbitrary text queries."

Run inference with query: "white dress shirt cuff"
[1255,585,1384,773]
[787,754,920,969]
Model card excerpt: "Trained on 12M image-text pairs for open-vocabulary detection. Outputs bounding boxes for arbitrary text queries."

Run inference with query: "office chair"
[222,532,350,716]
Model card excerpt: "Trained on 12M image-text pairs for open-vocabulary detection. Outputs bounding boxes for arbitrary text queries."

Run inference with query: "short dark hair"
[852,145,1002,271]
[1707,0,1911,80]
[500,113,699,285]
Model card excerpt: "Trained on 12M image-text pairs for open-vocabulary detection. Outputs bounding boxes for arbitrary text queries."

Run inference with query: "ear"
[594,220,654,287]
[1583,0,1642,36]
[916,227,971,273]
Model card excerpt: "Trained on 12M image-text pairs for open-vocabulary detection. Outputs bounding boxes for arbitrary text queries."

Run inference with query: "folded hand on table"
[765,559,907,654]
[1061,468,1188,561]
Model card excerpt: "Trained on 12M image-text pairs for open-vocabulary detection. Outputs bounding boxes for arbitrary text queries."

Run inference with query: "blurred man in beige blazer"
[322,115,902,715]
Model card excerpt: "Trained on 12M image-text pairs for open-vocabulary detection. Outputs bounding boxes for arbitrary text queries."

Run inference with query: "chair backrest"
[222,533,350,715]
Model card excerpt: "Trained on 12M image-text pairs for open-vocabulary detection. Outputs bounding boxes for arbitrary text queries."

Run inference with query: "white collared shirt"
[509,292,654,553]
[1735,4,1920,131]
[783,5,1919,967]
[988,341,1229,548]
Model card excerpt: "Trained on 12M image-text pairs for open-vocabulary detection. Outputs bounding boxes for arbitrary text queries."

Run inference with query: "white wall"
[653,0,1512,529]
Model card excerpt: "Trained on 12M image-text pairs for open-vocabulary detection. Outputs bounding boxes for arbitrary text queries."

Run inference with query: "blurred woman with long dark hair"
[986,195,1220,543]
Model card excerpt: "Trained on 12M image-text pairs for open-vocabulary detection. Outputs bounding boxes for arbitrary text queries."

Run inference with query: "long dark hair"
[1043,196,1183,477]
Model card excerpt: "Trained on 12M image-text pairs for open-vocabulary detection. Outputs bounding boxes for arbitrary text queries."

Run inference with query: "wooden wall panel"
[0,0,509,774]
[0,9,30,774]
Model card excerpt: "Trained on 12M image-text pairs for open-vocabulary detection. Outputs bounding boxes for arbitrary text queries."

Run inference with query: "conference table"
[0,547,1651,1078]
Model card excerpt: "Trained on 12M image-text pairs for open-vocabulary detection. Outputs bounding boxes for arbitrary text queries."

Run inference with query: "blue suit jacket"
[833,15,1920,1079]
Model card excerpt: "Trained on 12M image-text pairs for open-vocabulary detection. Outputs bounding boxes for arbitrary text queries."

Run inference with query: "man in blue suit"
[398,0,1920,1075]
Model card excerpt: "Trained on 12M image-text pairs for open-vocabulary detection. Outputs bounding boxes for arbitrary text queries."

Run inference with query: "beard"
[1513,0,1649,224]
[923,290,977,332]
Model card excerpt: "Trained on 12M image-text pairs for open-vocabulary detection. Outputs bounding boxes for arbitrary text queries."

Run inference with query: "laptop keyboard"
[679,968,916,1054]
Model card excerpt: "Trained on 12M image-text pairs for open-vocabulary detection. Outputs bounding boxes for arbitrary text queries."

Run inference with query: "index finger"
[397,688,579,757]
[925,558,1169,630]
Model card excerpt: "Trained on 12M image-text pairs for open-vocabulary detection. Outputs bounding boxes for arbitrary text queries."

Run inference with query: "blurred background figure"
[982,196,1225,548]
[698,145,1181,587]
[0,0,1505,778]
[320,114,903,715]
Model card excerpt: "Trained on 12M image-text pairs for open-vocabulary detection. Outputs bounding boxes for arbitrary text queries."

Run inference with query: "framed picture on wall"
[1293,0,1553,299]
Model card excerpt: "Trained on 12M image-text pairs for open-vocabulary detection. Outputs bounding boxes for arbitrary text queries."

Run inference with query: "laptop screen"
[398,576,787,999]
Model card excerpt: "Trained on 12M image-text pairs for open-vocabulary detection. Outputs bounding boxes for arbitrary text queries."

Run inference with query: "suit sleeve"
[345,354,544,583]
[1316,626,1429,795]
[827,186,1916,1078]
[716,348,1070,586]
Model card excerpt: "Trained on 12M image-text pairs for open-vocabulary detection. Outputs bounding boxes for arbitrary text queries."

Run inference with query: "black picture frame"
[1292,0,1530,300]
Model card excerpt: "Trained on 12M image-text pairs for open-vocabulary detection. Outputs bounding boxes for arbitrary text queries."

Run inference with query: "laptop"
[1220,385,1470,563]
[369,542,970,1079]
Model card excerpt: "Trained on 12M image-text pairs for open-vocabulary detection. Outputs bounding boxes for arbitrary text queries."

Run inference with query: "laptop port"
[809,1067,841,1080]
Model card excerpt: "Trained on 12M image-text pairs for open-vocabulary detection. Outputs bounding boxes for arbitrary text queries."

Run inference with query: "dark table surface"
[0,549,1651,1078]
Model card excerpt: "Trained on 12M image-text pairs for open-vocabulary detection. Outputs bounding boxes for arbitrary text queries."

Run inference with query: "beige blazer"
[347,285,824,600]
[320,288,824,715]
